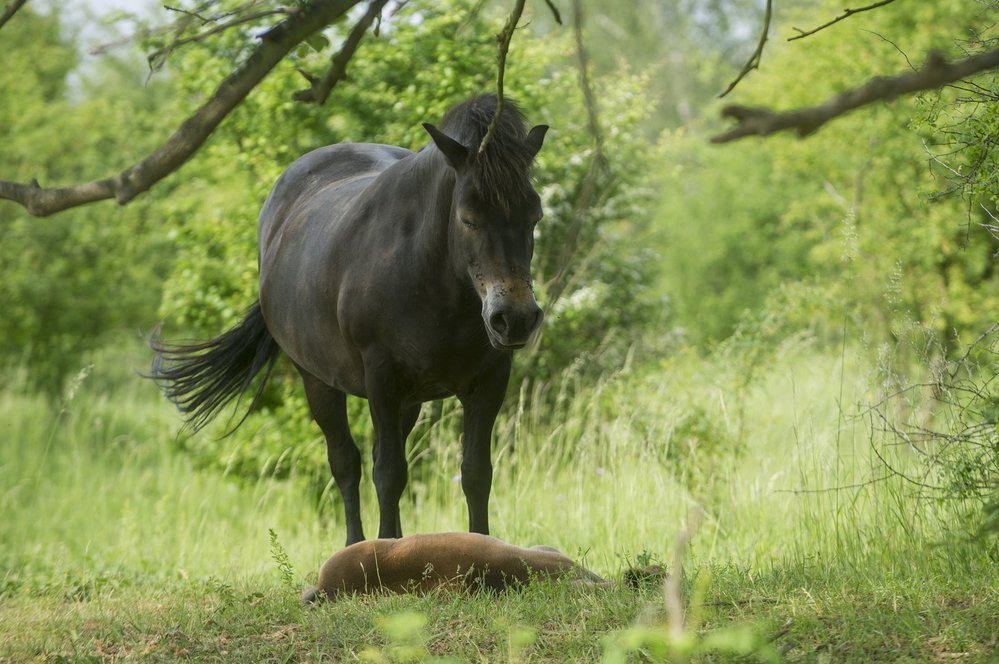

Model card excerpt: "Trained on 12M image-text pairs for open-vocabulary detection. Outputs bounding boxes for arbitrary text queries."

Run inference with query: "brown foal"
[303,532,612,602]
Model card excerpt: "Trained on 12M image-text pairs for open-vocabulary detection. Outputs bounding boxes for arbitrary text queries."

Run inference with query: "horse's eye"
[462,218,479,230]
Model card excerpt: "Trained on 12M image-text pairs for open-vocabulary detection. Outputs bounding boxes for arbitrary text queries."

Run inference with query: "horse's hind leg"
[299,368,365,546]
[395,403,421,538]
[528,546,612,587]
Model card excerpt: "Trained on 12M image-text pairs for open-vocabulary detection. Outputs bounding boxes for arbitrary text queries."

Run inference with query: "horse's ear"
[423,123,468,170]
[525,124,549,159]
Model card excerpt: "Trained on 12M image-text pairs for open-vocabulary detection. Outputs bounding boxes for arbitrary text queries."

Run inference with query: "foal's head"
[423,95,548,350]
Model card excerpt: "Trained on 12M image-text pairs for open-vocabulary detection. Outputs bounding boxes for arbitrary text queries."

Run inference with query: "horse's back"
[258,142,411,252]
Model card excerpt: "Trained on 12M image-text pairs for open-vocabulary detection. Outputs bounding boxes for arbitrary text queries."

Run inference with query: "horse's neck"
[404,149,458,273]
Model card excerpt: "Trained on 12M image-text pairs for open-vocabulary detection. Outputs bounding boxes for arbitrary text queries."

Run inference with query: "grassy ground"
[1,341,997,662]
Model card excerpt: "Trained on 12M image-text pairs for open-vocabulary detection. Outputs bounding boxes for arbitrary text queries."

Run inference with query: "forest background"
[2,0,998,661]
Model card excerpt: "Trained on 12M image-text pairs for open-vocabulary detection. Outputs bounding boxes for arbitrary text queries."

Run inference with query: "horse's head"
[423,116,548,350]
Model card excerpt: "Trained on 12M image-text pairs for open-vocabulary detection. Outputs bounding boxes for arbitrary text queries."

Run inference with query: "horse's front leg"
[365,359,410,539]
[458,356,512,535]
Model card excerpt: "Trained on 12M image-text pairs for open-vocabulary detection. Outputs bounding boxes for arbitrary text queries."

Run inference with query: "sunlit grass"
[0,357,329,595]
[1,340,987,582]
[1,339,996,661]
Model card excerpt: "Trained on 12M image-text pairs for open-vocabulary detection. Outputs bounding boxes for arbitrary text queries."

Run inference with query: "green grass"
[1,341,997,662]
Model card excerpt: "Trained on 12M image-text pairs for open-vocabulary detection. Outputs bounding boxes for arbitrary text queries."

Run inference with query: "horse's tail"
[150,301,281,433]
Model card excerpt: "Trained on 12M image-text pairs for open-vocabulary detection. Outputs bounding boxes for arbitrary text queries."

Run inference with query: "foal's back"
[306,533,607,601]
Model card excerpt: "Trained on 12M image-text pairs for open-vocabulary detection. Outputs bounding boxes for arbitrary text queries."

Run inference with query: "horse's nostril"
[489,311,509,336]
[531,307,543,330]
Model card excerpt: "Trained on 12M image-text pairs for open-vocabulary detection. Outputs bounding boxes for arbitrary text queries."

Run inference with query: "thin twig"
[712,48,999,143]
[861,29,916,71]
[788,0,898,41]
[543,0,562,25]
[479,0,526,156]
[163,3,211,24]
[91,25,174,56]
[148,8,291,70]
[90,0,259,55]
[774,474,894,494]
[718,0,772,98]
[294,0,388,104]
[0,0,29,32]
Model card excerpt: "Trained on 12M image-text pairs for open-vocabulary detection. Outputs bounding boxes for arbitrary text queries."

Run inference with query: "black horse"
[152,94,548,546]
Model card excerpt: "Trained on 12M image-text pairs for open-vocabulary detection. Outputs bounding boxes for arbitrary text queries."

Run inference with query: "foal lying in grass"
[303,532,620,602]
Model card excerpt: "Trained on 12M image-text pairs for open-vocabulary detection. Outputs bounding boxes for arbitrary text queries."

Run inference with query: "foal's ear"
[525,124,549,159]
[422,123,468,170]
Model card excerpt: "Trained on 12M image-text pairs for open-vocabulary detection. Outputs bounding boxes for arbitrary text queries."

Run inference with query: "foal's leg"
[458,357,512,536]
[298,368,365,546]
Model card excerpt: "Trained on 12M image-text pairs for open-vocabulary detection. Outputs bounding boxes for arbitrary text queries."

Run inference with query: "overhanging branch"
[789,0,898,42]
[712,48,999,143]
[0,0,361,217]
[293,0,389,104]
[0,0,28,32]
[479,0,526,156]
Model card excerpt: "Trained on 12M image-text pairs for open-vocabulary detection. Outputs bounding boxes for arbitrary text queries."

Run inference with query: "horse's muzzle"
[483,297,544,350]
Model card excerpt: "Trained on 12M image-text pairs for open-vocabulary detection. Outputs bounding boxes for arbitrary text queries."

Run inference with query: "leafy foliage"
[0,8,175,394]
[654,0,999,349]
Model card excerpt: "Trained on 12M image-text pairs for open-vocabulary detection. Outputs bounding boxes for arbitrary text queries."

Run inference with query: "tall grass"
[3,334,990,602]
[3,338,997,661]
[396,338,986,582]
[0,348,329,596]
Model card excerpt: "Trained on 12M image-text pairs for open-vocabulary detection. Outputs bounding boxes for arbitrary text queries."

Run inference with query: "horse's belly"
[299,344,367,397]
[259,282,368,396]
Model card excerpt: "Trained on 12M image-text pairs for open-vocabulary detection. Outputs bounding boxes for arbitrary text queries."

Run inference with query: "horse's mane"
[438,94,535,204]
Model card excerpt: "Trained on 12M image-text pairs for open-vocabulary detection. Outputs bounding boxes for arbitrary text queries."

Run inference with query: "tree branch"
[0,0,28,31]
[718,0,772,98]
[0,0,362,217]
[293,0,389,104]
[478,0,526,156]
[711,48,999,143]
[789,0,898,42]
[572,0,603,170]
